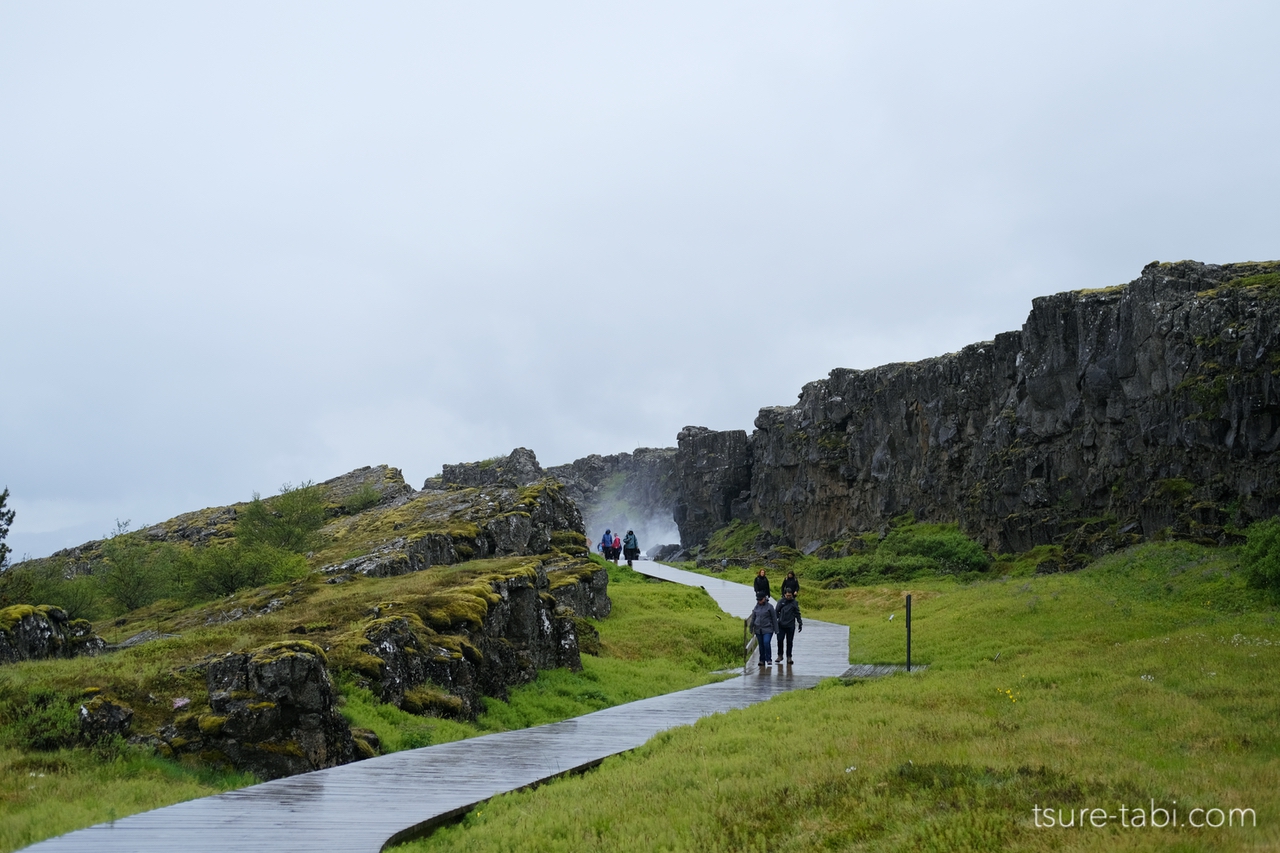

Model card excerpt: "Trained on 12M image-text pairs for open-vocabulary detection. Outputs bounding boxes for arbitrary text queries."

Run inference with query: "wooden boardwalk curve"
[25,564,852,852]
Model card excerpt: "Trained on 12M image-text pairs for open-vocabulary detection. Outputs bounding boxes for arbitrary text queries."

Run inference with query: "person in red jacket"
[612,534,622,564]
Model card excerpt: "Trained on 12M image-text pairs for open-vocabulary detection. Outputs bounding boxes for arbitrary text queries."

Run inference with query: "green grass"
[400,541,1280,852]
[0,557,740,851]
[0,746,255,852]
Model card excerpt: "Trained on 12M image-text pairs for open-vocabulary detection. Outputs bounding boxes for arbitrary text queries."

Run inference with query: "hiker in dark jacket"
[599,530,613,561]
[753,568,770,600]
[780,570,799,599]
[776,590,803,665]
[622,530,640,567]
[751,594,779,666]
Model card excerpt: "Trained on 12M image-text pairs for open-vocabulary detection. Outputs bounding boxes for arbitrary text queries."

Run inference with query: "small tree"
[1241,517,1280,597]
[236,482,326,552]
[0,487,14,568]
[99,533,161,613]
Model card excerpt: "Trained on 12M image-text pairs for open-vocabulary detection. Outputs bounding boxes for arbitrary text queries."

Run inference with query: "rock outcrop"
[163,640,356,781]
[78,695,134,743]
[349,560,609,719]
[322,479,585,578]
[546,447,680,550]
[0,605,106,665]
[675,260,1280,554]
[434,448,546,489]
[671,427,753,548]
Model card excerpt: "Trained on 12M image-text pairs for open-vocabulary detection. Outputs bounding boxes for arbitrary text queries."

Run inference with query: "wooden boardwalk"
[25,564,853,852]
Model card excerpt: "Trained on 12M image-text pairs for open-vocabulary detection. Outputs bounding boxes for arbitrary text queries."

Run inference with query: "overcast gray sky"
[3,1,1277,560]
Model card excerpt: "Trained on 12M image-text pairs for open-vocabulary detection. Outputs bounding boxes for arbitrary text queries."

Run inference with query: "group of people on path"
[599,536,802,666]
[749,568,803,667]
[598,528,641,567]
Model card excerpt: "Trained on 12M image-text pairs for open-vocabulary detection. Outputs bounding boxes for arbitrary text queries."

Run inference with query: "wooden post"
[906,593,912,672]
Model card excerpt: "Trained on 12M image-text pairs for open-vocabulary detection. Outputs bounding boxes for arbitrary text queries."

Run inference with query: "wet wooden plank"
[24,564,855,852]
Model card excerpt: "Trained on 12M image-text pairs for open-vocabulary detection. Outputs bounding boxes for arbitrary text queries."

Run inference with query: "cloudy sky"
[3,1,1277,560]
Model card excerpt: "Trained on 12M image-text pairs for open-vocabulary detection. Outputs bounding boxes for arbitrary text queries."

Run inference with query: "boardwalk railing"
[743,617,757,672]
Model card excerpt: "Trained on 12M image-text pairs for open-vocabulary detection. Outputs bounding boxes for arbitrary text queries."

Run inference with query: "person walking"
[776,589,803,665]
[781,570,800,599]
[751,593,779,667]
[622,530,640,567]
[599,530,613,561]
[753,568,771,601]
[612,533,622,565]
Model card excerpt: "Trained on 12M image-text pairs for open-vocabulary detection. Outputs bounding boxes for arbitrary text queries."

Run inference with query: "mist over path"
[24,565,855,852]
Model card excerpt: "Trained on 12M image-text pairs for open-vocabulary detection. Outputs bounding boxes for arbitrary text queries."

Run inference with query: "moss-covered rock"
[0,605,105,665]
[163,641,357,781]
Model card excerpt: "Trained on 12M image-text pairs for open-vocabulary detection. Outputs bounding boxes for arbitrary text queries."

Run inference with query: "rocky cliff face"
[546,448,680,549]
[676,260,1280,553]
[671,427,753,548]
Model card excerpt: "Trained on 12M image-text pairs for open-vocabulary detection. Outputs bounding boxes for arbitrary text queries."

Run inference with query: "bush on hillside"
[182,543,310,600]
[797,519,990,585]
[880,524,990,573]
[98,536,184,613]
[236,482,326,552]
[1241,517,1280,596]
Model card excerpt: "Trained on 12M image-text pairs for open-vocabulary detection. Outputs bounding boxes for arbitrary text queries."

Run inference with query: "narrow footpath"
[25,564,854,853]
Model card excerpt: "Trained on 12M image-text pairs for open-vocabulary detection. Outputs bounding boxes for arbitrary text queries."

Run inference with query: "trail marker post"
[906,594,912,672]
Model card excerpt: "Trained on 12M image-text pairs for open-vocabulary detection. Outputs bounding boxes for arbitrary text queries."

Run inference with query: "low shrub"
[1241,517,1280,597]
[182,543,310,601]
[236,482,326,552]
[0,688,80,752]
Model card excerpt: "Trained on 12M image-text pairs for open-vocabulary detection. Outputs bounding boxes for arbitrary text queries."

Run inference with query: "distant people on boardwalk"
[781,570,799,599]
[599,529,618,563]
[622,530,640,567]
[612,533,622,564]
[754,568,770,601]
[751,594,779,667]
[776,590,803,665]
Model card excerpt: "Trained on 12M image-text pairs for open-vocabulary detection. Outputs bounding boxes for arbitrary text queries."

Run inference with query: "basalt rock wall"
[676,260,1280,553]
[546,448,680,549]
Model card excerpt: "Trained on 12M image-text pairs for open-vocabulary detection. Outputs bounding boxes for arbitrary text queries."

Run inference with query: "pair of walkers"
[751,589,802,667]
[598,529,640,567]
[753,568,799,602]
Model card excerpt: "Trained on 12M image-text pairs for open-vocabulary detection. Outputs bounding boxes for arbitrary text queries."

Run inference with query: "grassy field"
[0,559,740,852]
[400,542,1280,852]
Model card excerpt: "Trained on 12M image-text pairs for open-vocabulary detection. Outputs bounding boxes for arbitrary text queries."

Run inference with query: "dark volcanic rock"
[545,448,680,548]
[166,641,357,781]
[352,562,607,716]
[324,479,585,579]
[79,696,134,743]
[648,543,683,562]
[673,260,1280,554]
[319,465,416,514]
[672,426,753,548]
[439,448,546,489]
[0,605,106,665]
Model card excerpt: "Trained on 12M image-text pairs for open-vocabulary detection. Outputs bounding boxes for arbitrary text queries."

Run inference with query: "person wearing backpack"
[622,530,640,567]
